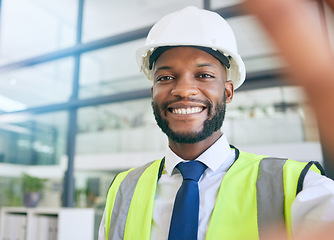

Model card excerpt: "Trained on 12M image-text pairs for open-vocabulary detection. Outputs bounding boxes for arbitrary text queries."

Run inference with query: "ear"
[151,86,154,98]
[225,80,234,103]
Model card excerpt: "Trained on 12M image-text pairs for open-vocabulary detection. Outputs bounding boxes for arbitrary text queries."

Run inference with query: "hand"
[261,222,334,240]
[243,0,334,156]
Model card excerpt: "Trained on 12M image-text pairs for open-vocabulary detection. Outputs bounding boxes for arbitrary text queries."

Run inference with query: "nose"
[170,75,199,98]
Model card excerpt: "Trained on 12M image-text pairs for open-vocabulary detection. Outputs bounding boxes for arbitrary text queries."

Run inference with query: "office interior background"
[0,0,333,237]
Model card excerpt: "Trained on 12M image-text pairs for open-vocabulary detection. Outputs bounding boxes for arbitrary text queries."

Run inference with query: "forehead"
[154,47,224,69]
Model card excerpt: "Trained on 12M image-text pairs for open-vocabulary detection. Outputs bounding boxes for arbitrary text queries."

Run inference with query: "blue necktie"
[168,161,207,240]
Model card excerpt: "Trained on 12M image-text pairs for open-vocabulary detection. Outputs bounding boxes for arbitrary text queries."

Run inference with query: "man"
[99,6,334,240]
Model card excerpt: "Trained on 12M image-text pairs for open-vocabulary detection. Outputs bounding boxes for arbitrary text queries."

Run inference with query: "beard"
[152,95,226,144]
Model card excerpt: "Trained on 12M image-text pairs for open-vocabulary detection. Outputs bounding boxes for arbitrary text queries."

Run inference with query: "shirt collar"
[164,135,233,176]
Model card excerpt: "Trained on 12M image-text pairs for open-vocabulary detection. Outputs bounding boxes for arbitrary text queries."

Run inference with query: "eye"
[198,73,214,79]
[156,75,174,82]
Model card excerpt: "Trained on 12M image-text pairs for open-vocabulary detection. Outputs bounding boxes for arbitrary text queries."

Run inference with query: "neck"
[168,130,223,160]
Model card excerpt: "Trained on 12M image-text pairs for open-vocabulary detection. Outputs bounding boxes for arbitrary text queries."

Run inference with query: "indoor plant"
[21,173,45,207]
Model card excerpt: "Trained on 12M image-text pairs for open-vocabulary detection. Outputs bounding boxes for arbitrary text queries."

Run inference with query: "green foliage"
[21,174,46,193]
[6,189,22,206]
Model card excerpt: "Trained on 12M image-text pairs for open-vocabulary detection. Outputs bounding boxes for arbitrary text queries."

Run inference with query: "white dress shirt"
[99,135,334,239]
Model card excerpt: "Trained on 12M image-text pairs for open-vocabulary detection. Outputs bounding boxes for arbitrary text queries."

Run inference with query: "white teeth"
[172,107,202,115]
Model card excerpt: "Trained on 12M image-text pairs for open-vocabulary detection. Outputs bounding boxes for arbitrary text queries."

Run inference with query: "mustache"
[159,98,212,111]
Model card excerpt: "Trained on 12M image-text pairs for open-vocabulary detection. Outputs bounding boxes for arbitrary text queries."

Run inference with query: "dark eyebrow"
[154,66,172,72]
[154,63,217,73]
[197,63,216,68]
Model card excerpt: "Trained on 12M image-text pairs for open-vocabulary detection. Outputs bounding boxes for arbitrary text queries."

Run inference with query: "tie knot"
[177,161,207,182]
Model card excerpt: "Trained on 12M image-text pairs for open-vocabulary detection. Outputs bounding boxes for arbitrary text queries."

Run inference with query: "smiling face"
[151,47,234,145]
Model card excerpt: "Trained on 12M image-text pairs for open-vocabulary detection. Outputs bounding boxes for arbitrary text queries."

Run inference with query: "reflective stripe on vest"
[109,161,154,239]
[107,159,163,240]
[257,158,286,238]
[105,151,321,240]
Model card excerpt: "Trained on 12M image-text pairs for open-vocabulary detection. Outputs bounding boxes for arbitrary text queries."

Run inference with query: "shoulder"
[237,150,268,163]
[110,159,164,189]
[238,149,319,171]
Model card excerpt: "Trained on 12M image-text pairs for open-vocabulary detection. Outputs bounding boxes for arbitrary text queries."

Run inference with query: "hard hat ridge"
[136,6,246,89]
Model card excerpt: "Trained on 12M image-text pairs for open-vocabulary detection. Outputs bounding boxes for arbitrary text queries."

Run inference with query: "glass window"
[224,86,320,145]
[82,0,202,42]
[76,98,166,155]
[0,0,78,65]
[79,40,151,98]
[227,15,285,73]
[211,0,243,9]
[0,111,68,165]
[0,58,74,111]
[0,111,68,208]
[224,2,323,73]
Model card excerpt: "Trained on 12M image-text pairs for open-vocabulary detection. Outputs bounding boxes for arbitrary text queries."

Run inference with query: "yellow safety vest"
[104,148,323,240]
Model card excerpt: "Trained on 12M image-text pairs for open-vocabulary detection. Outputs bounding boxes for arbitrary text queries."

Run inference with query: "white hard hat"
[136,6,246,89]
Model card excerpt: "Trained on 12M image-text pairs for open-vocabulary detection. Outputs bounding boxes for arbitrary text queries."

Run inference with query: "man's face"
[151,47,233,144]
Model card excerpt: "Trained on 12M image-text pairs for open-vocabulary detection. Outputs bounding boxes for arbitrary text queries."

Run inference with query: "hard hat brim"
[136,43,246,90]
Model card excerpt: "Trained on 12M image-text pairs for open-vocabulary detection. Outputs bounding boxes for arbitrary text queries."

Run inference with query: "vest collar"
[164,135,234,176]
